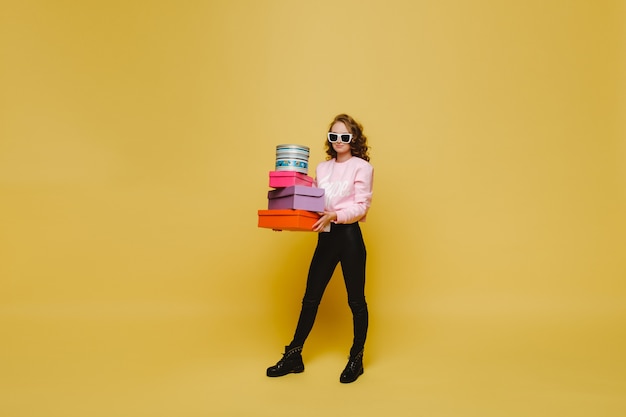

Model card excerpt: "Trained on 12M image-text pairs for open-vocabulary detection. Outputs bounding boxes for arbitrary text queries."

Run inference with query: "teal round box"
[275,144,310,175]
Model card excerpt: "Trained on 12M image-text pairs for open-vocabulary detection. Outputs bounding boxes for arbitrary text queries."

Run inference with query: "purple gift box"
[268,185,325,212]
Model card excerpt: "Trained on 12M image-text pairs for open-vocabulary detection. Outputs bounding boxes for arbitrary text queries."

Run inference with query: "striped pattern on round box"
[275,144,310,175]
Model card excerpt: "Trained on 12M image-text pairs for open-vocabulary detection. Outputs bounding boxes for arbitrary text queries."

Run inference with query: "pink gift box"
[269,171,314,188]
[268,185,325,212]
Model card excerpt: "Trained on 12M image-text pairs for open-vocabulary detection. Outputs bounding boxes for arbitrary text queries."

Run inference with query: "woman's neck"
[335,153,352,163]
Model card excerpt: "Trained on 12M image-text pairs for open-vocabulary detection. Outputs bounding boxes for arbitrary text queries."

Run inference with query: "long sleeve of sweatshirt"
[314,157,374,225]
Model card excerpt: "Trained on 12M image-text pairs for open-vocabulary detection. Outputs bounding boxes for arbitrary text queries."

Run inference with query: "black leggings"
[289,222,368,357]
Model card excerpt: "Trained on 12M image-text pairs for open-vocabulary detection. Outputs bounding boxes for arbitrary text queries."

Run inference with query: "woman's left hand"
[312,211,337,232]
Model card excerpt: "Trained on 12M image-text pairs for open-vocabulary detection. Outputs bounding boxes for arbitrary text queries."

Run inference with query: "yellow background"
[1,1,625,416]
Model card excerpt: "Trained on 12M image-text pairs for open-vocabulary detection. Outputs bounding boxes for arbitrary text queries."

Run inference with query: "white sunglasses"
[327,132,353,143]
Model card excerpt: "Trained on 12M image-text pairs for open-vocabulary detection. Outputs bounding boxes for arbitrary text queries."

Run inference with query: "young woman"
[266,114,374,383]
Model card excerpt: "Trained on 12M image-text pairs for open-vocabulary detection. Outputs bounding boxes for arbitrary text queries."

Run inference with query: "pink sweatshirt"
[314,156,374,225]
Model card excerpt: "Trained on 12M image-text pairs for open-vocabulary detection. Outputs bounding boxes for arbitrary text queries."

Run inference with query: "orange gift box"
[258,209,320,231]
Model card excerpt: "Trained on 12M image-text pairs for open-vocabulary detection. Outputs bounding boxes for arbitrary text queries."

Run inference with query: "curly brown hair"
[325,114,370,162]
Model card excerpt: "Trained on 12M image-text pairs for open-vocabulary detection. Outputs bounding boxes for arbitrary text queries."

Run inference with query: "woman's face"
[330,121,352,159]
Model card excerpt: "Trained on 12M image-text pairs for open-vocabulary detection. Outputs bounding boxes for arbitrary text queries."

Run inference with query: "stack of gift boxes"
[257,144,325,231]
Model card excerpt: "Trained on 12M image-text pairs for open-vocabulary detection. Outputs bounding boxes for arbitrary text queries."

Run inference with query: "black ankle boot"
[339,350,364,383]
[266,346,304,377]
